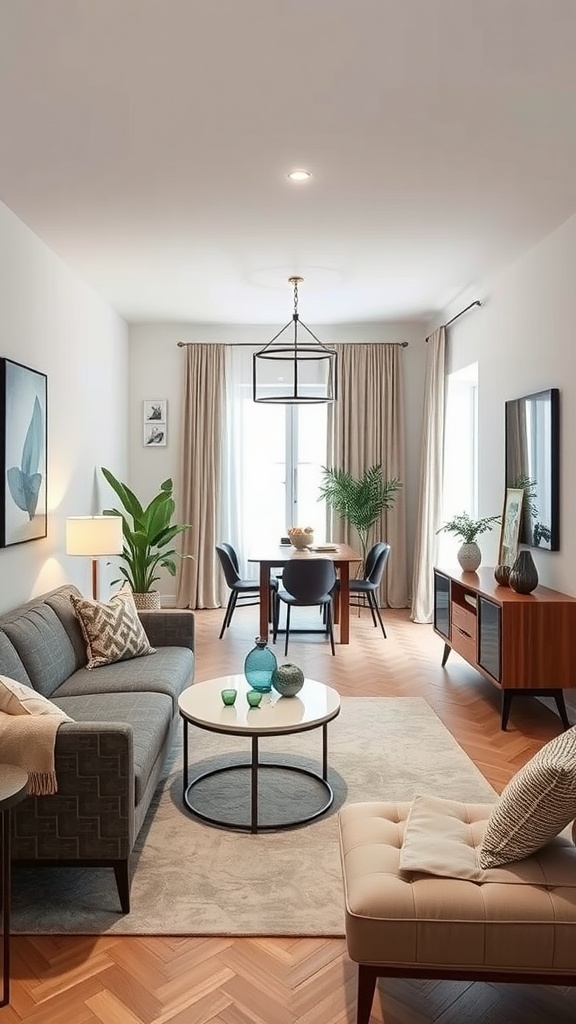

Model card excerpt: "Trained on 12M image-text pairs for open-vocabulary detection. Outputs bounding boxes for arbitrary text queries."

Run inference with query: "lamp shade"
[66,516,123,556]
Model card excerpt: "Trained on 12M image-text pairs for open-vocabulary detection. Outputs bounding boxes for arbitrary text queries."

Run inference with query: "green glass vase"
[244,637,277,692]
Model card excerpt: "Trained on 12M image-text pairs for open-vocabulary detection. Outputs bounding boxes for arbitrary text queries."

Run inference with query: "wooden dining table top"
[247,542,362,565]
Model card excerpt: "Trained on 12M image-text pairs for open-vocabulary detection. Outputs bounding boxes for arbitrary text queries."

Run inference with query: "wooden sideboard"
[433,566,576,730]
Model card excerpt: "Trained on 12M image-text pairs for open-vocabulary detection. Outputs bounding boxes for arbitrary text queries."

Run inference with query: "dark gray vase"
[509,550,539,594]
[494,564,511,587]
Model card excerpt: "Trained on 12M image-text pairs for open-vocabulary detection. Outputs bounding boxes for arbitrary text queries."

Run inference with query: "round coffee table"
[178,675,341,833]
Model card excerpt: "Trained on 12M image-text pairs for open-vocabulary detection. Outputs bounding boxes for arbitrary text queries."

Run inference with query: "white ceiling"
[2,0,576,325]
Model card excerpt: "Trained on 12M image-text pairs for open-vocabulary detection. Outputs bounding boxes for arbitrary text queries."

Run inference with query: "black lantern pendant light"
[253,276,338,404]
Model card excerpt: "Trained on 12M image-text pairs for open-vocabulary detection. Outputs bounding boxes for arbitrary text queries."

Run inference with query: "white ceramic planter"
[457,541,481,572]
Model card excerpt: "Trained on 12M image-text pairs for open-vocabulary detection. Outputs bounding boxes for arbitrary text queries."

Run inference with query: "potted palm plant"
[318,464,401,570]
[101,467,192,608]
[437,511,500,572]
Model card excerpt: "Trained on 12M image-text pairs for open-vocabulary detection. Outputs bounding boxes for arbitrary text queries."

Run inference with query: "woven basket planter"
[132,591,161,610]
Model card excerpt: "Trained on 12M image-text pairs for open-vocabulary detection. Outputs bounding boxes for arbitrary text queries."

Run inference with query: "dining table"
[248,543,362,645]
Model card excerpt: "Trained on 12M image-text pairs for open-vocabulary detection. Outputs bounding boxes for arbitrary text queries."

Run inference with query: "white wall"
[129,322,428,603]
[0,203,128,612]
[436,211,576,594]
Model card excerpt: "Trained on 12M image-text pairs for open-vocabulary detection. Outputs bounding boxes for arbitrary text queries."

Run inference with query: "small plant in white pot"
[437,512,500,572]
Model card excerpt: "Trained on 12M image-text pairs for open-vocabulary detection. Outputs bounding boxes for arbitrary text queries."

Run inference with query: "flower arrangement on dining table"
[287,526,314,549]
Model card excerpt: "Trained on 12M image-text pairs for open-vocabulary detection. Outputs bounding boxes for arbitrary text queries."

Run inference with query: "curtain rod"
[443,300,481,328]
[176,340,409,348]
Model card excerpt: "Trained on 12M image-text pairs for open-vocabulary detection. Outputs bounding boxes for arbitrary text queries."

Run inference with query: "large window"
[237,394,327,542]
[439,363,478,563]
[222,349,328,570]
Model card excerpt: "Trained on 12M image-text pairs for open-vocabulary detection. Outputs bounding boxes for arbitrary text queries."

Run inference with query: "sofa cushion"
[0,631,33,686]
[45,586,88,667]
[479,725,576,869]
[52,691,173,805]
[70,587,155,670]
[54,646,193,712]
[2,605,79,697]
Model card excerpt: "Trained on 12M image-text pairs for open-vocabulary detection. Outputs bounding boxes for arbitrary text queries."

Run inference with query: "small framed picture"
[143,399,167,423]
[143,422,167,447]
[498,487,524,567]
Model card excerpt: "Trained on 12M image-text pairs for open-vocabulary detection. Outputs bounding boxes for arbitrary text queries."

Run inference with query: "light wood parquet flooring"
[6,604,576,1023]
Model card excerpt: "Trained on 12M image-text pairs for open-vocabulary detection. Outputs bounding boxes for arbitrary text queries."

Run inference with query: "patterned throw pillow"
[70,586,156,670]
[0,674,71,717]
[479,725,576,868]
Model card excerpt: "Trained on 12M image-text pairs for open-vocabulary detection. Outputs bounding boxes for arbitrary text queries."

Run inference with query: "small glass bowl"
[220,688,238,706]
[246,689,263,708]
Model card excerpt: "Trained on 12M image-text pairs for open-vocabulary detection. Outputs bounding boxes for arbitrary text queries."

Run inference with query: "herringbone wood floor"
[6,604,576,1023]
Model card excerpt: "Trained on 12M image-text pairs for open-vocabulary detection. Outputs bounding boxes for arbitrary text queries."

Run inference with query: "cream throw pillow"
[0,674,71,717]
[70,585,155,670]
[479,726,576,868]
[398,793,576,886]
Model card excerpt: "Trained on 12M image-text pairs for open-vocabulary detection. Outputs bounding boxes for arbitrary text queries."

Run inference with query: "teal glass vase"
[244,637,277,692]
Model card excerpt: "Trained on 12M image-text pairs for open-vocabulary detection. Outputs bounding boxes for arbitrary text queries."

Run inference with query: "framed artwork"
[143,399,167,423]
[498,487,524,567]
[0,358,48,547]
[143,399,167,446]
[143,422,167,447]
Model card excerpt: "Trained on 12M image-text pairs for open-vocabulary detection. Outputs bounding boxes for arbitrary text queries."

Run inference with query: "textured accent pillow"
[0,674,71,717]
[70,586,156,670]
[479,726,576,868]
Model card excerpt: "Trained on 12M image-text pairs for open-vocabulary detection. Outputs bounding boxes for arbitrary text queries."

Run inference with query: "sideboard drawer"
[451,603,477,640]
[451,624,476,664]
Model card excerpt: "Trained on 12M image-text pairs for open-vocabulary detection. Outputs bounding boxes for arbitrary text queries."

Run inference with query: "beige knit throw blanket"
[0,710,70,795]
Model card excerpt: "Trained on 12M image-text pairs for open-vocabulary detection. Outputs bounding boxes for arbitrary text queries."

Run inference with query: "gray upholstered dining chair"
[215,542,278,639]
[272,557,337,656]
[339,541,391,638]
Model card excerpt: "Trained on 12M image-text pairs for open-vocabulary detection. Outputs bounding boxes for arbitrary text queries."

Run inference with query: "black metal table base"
[1,807,10,1008]
[182,722,333,834]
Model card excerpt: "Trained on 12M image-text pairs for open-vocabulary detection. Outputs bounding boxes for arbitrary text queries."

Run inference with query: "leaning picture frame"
[497,487,524,568]
[0,357,48,547]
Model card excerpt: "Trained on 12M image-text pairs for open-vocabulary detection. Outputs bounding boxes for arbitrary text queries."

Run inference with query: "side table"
[1,764,27,1007]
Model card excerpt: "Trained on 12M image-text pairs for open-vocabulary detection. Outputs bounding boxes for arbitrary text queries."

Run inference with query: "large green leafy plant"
[318,464,401,565]
[101,467,192,593]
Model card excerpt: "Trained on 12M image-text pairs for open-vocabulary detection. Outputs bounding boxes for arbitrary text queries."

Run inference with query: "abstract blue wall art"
[0,358,48,547]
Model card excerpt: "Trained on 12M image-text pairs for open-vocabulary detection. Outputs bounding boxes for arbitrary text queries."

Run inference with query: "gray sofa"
[0,583,195,912]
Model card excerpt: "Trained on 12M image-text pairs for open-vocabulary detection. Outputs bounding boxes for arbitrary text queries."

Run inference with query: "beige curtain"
[410,327,446,623]
[327,343,408,607]
[176,344,226,609]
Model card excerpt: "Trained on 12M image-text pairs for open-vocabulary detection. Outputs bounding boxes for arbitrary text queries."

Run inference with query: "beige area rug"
[11,697,496,936]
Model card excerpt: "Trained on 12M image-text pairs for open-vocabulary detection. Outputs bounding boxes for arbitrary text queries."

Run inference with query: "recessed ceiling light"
[287,169,312,182]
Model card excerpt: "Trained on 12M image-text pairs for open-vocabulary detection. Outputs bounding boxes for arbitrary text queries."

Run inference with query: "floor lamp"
[65,516,124,600]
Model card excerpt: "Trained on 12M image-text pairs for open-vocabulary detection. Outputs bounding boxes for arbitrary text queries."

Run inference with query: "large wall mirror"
[505,387,560,551]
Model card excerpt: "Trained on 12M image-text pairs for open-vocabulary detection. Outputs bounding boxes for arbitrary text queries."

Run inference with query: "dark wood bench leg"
[357,965,378,1024]
[113,859,131,914]
[554,690,571,731]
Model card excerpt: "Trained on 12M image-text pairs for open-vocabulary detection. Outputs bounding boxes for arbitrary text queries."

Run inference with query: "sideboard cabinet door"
[478,597,501,682]
[433,571,450,640]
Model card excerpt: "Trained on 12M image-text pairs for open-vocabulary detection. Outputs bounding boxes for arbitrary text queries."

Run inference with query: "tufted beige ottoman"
[339,801,576,1024]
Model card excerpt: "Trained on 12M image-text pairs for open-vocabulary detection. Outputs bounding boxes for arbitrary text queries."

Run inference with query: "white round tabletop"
[0,764,28,809]
[178,675,340,737]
